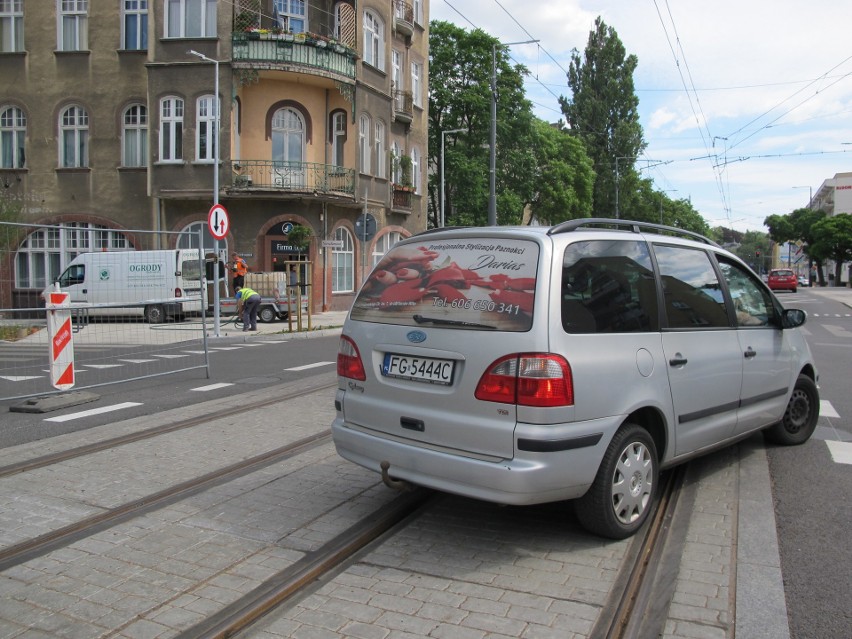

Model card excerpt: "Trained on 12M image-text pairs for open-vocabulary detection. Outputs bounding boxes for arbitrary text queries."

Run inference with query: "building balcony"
[232,33,357,82]
[228,160,356,197]
[392,184,414,211]
[393,90,413,124]
[393,0,415,38]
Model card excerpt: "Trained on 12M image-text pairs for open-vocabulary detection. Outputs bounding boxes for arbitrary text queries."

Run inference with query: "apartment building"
[0,0,429,312]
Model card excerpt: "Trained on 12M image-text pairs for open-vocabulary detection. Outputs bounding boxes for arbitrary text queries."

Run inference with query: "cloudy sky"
[429,0,852,232]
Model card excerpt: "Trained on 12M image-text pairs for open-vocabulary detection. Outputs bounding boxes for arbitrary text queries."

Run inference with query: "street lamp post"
[188,50,221,336]
[440,128,465,228]
[490,39,538,226]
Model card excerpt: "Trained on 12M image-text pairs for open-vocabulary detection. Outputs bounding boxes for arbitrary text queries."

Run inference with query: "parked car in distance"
[798,274,810,288]
[332,219,820,539]
[768,268,797,293]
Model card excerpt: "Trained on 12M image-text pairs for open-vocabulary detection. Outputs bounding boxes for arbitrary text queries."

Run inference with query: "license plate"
[382,353,454,385]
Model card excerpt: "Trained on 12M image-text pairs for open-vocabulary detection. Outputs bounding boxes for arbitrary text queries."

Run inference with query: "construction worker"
[234,285,260,331]
[229,252,248,288]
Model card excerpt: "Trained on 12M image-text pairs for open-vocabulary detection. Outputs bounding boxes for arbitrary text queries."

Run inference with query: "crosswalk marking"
[285,361,335,371]
[209,347,242,351]
[820,400,840,419]
[152,354,188,359]
[191,383,235,392]
[118,359,157,364]
[826,441,852,465]
[84,364,124,369]
[45,402,142,422]
[0,375,42,381]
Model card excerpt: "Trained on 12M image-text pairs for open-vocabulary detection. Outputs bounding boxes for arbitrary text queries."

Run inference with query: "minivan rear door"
[341,234,546,460]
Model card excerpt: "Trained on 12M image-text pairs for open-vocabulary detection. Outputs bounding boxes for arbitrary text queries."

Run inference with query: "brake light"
[175,288,183,298]
[337,335,366,381]
[475,353,573,407]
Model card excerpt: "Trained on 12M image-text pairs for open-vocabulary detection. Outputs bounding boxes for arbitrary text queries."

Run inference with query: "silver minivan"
[332,219,819,538]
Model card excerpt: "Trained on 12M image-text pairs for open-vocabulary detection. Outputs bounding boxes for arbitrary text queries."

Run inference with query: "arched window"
[358,114,370,174]
[0,105,26,168]
[196,94,218,162]
[59,105,89,168]
[122,103,147,167]
[15,223,130,289]
[272,107,305,187]
[159,96,183,162]
[372,231,402,266]
[363,10,384,70]
[176,220,226,254]
[375,120,386,179]
[331,226,354,293]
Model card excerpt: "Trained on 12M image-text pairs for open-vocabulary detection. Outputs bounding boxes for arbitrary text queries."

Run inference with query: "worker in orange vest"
[229,252,248,288]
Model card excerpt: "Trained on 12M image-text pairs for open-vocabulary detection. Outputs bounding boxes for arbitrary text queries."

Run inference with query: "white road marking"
[152,354,188,359]
[209,347,243,351]
[191,383,235,392]
[820,400,840,419]
[118,359,157,364]
[83,364,124,369]
[285,361,335,371]
[181,350,208,354]
[826,441,852,465]
[45,402,142,422]
[0,375,43,381]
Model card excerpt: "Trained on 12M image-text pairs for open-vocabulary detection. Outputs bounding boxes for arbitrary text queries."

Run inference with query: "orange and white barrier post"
[46,287,75,390]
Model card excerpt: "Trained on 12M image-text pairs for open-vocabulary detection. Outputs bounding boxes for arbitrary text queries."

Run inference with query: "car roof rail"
[548,217,720,247]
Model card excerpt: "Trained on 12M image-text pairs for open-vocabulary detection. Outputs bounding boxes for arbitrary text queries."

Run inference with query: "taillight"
[175,288,183,298]
[475,353,573,407]
[337,335,366,381]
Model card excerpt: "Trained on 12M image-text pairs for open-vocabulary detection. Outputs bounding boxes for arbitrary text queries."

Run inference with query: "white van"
[52,249,204,323]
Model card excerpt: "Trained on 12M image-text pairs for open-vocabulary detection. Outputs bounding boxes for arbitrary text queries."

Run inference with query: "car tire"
[258,306,277,323]
[574,422,658,539]
[764,374,819,446]
[144,304,165,324]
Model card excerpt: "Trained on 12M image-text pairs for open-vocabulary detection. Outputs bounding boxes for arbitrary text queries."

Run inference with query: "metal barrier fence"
[0,222,211,402]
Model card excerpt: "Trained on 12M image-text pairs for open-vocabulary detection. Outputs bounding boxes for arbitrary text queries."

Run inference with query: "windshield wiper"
[413,314,496,329]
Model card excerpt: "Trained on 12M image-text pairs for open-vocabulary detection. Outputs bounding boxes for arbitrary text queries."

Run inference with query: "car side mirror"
[781,308,806,329]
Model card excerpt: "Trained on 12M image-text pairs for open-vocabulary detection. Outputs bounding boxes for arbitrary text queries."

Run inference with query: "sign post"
[46,287,75,390]
[208,204,230,337]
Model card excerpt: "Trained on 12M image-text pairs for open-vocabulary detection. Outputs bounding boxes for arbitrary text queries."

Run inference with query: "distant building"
[0,0,429,312]
[806,171,851,284]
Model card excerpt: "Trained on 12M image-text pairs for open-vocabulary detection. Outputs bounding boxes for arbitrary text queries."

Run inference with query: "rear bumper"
[331,414,622,506]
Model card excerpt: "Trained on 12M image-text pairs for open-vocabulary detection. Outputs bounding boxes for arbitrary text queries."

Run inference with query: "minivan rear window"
[350,238,539,331]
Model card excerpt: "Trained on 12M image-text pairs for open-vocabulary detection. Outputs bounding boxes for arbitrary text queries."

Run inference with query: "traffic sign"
[355,213,377,242]
[208,204,230,240]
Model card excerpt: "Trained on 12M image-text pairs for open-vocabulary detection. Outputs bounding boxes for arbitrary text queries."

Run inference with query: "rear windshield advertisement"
[351,239,539,330]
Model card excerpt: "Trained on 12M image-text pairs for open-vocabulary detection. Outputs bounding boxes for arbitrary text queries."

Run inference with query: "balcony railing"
[392,184,413,210]
[229,160,355,196]
[393,90,413,123]
[393,0,415,37]
[232,33,356,81]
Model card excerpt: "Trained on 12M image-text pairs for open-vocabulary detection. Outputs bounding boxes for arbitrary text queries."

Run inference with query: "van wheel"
[574,423,658,539]
[259,306,277,323]
[764,374,819,445]
[144,304,165,324]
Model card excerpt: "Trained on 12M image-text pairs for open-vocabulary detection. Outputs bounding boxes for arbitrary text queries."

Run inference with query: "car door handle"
[669,354,688,367]
[744,347,757,359]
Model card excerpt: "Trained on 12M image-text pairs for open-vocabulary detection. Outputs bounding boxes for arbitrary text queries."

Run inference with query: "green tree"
[560,17,645,217]
[811,213,852,285]
[764,208,828,284]
[427,21,538,227]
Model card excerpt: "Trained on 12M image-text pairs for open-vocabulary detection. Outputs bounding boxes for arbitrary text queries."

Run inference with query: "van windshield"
[350,238,539,331]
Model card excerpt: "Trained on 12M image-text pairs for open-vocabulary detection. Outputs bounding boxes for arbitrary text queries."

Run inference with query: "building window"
[411,146,420,193]
[122,0,148,50]
[196,94,218,162]
[331,111,346,166]
[59,105,89,168]
[392,49,403,90]
[159,96,183,162]
[15,223,130,289]
[271,107,305,187]
[390,141,401,183]
[358,114,370,174]
[273,0,305,34]
[176,220,225,253]
[122,104,147,167]
[375,120,386,179]
[0,0,24,52]
[413,0,423,25]
[331,226,354,293]
[363,10,384,70]
[372,231,402,266]
[0,105,26,168]
[165,0,216,38]
[58,0,88,51]
[411,61,422,108]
